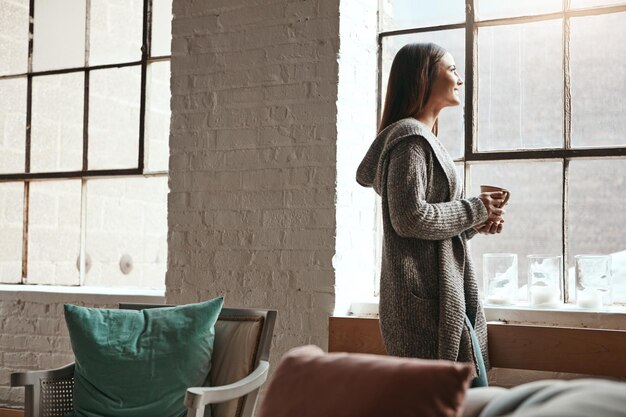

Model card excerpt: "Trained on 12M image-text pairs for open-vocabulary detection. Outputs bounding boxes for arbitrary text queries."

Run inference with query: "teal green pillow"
[64,298,224,417]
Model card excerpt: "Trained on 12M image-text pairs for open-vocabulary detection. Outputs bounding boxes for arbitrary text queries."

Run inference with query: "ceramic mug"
[480,184,510,207]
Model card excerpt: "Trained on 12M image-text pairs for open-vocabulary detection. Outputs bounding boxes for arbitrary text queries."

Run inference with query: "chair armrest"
[11,363,75,387]
[185,360,269,409]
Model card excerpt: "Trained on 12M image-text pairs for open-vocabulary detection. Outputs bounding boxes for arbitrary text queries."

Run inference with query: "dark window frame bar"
[0,58,172,81]
[378,0,626,304]
[0,0,171,284]
[562,0,572,301]
[379,3,626,40]
[20,0,36,280]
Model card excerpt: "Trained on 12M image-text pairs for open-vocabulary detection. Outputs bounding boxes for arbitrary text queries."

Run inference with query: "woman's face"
[428,52,463,109]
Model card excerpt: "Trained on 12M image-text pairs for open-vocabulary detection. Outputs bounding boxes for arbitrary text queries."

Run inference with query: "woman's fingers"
[479,192,507,213]
[488,210,504,223]
[478,191,508,232]
[475,216,505,235]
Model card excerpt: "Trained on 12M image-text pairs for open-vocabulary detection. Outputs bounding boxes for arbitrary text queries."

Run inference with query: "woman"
[356,43,506,387]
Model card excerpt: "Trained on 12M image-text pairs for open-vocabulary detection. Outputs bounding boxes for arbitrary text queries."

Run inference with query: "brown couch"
[256,345,626,417]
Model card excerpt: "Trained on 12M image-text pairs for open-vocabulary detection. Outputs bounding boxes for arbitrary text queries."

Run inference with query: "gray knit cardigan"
[356,117,491,375]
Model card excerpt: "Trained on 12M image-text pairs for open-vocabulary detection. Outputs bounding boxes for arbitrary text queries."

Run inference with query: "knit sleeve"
[386,140,488,240]
[464,228,479,240]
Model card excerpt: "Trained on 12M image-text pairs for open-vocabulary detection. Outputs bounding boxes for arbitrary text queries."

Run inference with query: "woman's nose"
[454,69,463,85]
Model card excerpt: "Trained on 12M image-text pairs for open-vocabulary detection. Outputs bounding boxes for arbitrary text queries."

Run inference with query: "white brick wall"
[165,0,340,370]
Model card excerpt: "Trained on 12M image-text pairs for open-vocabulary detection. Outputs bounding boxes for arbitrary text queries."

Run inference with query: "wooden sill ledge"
[329,316,626,378]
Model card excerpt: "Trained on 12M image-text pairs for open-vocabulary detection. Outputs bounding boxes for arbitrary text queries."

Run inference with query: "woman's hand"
[475,191,506,234]
[479,191,506,223]
[474,219,504,234]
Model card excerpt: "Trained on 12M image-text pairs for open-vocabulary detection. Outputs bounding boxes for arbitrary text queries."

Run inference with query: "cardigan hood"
[357,118,456,200]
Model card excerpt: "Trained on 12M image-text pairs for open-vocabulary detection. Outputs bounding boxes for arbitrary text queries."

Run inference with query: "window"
[379,0,626,305]
[0,0,172,289]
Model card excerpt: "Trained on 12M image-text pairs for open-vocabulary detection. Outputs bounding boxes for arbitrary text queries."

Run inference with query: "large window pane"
[31,73,84,173]
[27,180,81,285]
[478,20,563,151]
[468,161,563,299]
[0,182,23,283]
[477,0,561,20]
[145,61,170,172]
[85,176,167,289]
[89,0,143,66]
[88,66,141,170]
[32,0,85,71]
[151,0,172,57]
[0,0,29,76]
[568,159,626,304]
[380,0,465,31]
[570,12,626,148]
[0,77,26,173]
[381,29,465,158]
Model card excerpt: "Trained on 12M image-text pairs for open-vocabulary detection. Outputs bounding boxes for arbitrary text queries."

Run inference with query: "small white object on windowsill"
[529,285,561,308]
[485,295,515,305]
[576,289,603,309]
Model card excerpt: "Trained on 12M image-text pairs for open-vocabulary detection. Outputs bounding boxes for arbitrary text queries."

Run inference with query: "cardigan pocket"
[409,291,439,304]
[408,291,440,321]
[406,292,440,356]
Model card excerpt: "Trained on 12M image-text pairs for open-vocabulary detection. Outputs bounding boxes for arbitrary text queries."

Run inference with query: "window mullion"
[83,71,90,171]
[138,0,152,172]
[20,0,36,284]
[562,159,570,303]
[27,0,34,73]
[21,182,29,284]
[25,76,32,174]
[562,0,571,303]
[465,0,476,158]
[79,179,87,285]
[563,8,571,151]
[85,0,91,67]
[83,0,90,172]
[25,0,34,174]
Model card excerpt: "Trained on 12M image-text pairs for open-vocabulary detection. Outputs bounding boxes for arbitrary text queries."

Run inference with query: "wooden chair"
[11,304,277,417]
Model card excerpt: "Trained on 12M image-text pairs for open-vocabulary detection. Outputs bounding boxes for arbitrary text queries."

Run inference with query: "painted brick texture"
[0,300,75,406]
[166,0,340,371]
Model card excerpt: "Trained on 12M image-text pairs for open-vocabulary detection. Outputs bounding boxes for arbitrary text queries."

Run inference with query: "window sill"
[348,301,626,330]
[0,284,165,303]
[484,304,626,330]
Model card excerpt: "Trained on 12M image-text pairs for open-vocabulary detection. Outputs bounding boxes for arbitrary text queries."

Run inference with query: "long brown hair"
[378,42,447,134]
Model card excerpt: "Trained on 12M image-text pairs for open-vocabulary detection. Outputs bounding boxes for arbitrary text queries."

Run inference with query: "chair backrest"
[119,303,276,417]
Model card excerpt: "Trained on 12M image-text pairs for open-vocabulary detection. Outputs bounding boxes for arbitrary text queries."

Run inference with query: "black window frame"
[0,0,171,284]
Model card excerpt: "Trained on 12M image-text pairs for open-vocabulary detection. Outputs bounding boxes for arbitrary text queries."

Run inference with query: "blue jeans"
[465,314,488,388]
